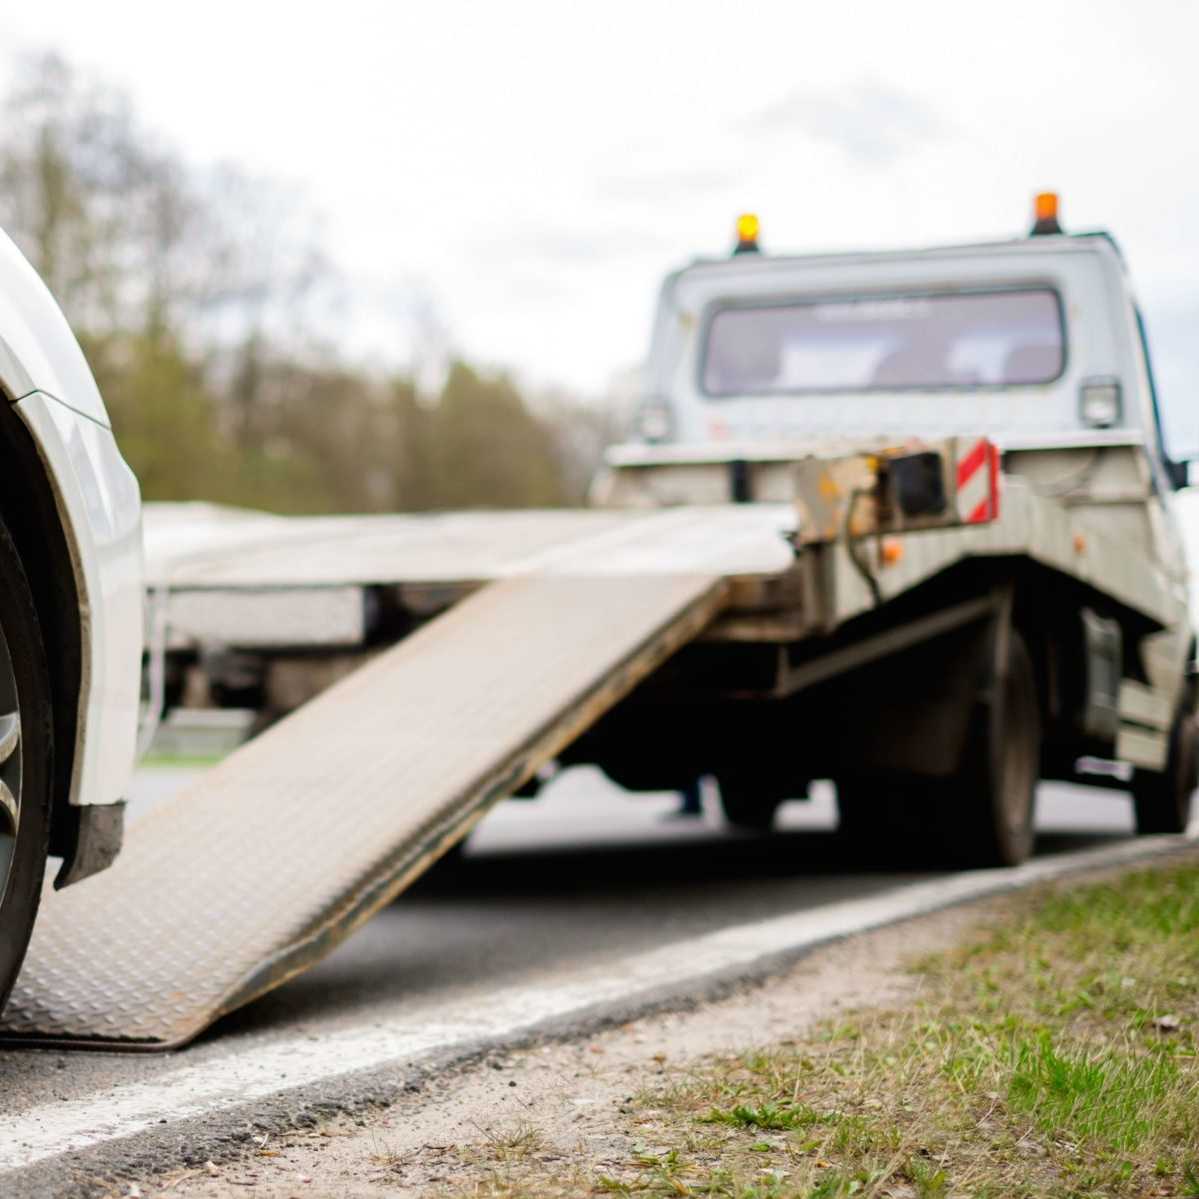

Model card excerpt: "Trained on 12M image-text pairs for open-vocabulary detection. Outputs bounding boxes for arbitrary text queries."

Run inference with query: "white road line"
[1,830,1195,1174]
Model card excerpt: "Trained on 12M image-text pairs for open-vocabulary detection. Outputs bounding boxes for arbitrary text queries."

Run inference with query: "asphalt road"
[190,769,1136,1036]
[0,764,1145,1181]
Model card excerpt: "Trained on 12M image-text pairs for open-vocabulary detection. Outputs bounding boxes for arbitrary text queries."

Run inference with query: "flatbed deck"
[142,502,798,647]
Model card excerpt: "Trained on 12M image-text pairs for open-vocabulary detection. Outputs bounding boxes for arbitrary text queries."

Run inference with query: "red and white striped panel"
[955,437,1001,524]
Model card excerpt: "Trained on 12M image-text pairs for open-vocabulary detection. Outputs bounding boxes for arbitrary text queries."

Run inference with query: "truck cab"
[636,204,1174,467]
[617,202,1190,601]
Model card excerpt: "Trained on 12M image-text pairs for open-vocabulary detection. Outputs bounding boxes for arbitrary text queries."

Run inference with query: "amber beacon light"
[733,212,761,255]
[1030,192,1063,236]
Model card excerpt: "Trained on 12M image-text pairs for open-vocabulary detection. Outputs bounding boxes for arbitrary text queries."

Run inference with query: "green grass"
[704,1103,837,1132]
[139,752,223,769]
[434,860,1199,1198]
[1006,1033,1180,1152]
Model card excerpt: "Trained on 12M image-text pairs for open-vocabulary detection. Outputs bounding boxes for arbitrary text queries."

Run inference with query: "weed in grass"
[1007,1032,1177,1152]
[905,1157,950,1198]
[1184,1159,1199,1197]
[595,1180,627,1195]
[704,1103,833,1132]
[829,1115,896,1157]
[461,1118,544,1166]
[805,1175,851,1198]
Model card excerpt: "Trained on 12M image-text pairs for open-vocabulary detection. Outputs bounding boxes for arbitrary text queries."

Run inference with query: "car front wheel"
[0,517,52,1015]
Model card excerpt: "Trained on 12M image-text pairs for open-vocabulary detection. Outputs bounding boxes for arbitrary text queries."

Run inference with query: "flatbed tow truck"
[2,196,1194,1051]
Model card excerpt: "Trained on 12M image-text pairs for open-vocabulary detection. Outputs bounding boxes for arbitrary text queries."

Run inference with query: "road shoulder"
[136,896,1013,1197]
[144,853,1199,1198]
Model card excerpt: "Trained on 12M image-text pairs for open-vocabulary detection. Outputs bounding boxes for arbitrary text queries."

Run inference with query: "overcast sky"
[2,0,1196,443]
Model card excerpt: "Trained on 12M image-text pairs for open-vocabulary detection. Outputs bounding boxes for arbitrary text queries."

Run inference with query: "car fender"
[13,393,143,814]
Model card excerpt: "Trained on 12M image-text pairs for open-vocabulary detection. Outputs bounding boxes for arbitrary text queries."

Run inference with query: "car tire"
[1132,706,1197,836]
[0,516,52,1016]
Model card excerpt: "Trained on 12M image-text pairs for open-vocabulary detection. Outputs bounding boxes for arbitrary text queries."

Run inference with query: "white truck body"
[621,235,1189,604]
[594,221,1197,853]
[643,235,1167,453]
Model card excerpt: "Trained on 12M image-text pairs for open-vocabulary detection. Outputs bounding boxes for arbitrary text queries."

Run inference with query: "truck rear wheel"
[943,628,1040,867]
[836,627,1039,868]
[0,518,52,1015]
[1132,707,1197,835]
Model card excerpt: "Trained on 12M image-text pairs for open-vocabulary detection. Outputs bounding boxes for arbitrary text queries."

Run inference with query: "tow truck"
[2,195,1194,1050]
[590,194,1197,863]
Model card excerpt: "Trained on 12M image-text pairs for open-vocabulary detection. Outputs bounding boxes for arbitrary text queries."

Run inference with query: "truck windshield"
[701,288,1064,396]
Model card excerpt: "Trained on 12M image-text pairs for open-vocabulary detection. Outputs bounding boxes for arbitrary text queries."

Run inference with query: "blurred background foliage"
[0,52,621,511]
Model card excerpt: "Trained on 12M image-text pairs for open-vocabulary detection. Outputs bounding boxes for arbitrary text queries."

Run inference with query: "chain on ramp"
[0,573,726,1050]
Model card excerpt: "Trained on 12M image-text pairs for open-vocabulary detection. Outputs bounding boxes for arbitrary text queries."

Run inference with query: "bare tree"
[0,50,592,516]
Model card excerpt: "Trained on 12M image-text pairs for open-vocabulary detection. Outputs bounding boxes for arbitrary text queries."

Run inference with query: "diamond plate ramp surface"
[1,573,725,1050]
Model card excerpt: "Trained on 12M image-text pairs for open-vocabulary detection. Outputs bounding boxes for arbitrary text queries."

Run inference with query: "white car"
[0,228,143,1011]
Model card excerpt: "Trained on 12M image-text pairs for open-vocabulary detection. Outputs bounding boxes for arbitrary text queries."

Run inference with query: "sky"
[1,0,1197,445]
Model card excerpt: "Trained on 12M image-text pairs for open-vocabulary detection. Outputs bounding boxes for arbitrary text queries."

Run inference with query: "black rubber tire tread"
[0,515,52,1017]
[942,629,1040,868]
[1132,706,1197,835]
[837,629,1040,869]
[716,774,782,831]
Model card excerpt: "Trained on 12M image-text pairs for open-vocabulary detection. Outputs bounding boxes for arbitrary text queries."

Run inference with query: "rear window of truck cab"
[701,288,1065,397]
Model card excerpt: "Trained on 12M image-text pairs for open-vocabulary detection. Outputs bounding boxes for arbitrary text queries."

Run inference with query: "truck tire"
[716,773,782,831]
[837,628,1040,868]
[0,518,52,1016]
[944,628,1040,867]
[1132,707,1197,835]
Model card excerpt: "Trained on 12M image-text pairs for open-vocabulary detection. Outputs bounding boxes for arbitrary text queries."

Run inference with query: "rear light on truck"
[793,436,1002,546]
[635,399,675,443]
[1078,377,1123,428]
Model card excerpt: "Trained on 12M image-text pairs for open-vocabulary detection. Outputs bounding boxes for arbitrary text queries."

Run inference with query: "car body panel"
[0,230,110,426]
[0,227,143,812]
[14,393,143,808]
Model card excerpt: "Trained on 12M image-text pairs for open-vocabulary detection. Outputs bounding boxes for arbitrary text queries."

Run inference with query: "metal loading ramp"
[0,573,726,1050]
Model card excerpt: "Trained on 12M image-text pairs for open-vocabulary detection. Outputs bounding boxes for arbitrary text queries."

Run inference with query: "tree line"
[0,53,618,512]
